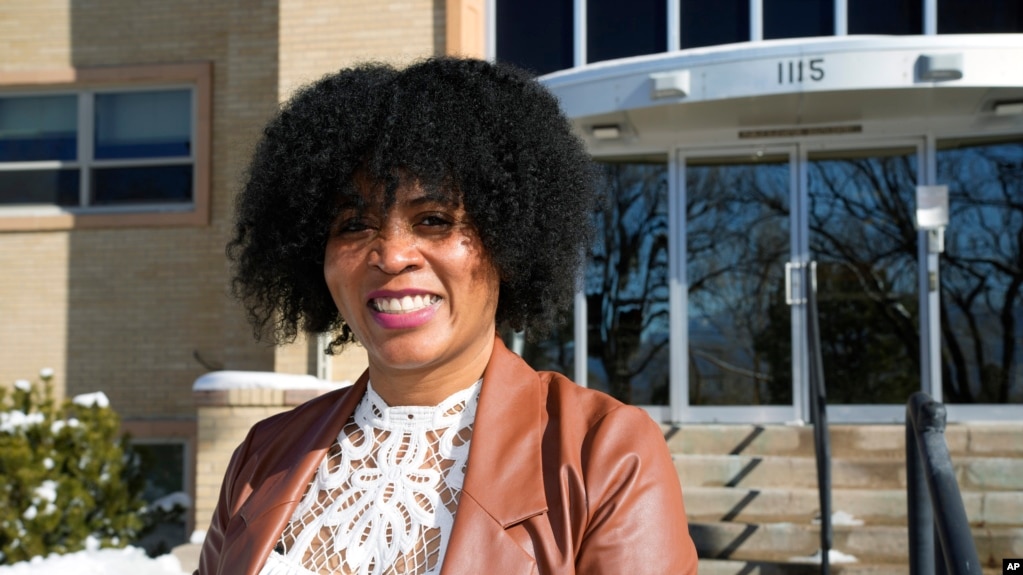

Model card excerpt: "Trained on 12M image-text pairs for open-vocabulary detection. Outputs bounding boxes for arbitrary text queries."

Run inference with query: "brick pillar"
[191,372,340,535]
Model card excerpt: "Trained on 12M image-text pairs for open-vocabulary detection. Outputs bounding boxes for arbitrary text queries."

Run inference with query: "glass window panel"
[764,0,834,39]
[681,0,749,49]
[133,442,187,556]
[0,169,79,206]
[937,136,1023,404]
[807,148,919,404]
[0,95,77,162]
[587,0,666,64]
[94,90,191,160]
[938,0,1023,33]
[587,160,670,405]
[686,154,791,406]
[502,319,576,379]
[849,0,922,35]
[91,165,192,205]
[496,0,573,75]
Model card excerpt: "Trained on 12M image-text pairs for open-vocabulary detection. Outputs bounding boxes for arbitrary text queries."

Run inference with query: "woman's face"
[324,179,500,387]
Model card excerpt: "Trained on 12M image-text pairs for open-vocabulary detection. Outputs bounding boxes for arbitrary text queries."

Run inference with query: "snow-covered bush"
[0,371,146,565]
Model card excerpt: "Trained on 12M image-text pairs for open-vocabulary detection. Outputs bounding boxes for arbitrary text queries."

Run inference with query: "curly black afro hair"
[228,56,597,352]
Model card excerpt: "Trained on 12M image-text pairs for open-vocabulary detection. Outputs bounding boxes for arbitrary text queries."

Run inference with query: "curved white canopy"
[541,34,1023,150]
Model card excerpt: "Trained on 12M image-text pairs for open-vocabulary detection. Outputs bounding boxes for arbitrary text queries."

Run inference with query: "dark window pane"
[587,160,670,405]
[91,165,193,205]
[0,95,77,162]
[937,136,1023,404]
[764,0,834,39]
[681,0,749,49]
[849,0,922,34]
[588,0,666,64]
[95,90,191,160]
[938,0,1023,33]
[133,442,188,557]
[496,0,573,75]
[0,169,79,206]
[686,154,791,406]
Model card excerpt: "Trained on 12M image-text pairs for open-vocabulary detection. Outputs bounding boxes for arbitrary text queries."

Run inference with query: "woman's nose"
[368,225,422,274]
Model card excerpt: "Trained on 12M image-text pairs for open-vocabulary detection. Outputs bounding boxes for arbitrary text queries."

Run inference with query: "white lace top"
[258,380,481,575]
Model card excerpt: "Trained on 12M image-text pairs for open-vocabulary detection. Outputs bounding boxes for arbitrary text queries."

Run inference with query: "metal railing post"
[805,262,832,574]
[906,392,982,575]
[906,398,934,575]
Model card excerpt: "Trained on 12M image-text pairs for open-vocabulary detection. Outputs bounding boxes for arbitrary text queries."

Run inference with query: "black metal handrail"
[805,262,833,574]
[906,392,982,575]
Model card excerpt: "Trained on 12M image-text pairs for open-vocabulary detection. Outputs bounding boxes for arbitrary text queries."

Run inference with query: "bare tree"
[939,142,1023,403]
[586,162,670,404]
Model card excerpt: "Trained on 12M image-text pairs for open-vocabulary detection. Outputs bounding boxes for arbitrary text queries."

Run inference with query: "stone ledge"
[192,370,348,407]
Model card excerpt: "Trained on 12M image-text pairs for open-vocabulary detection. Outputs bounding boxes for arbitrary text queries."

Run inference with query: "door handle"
[785,261,806,305]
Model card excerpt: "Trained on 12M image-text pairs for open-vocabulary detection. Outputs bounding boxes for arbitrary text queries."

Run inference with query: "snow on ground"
[812,509,866,526]
[788,548,859,564]
[0,547,188,575]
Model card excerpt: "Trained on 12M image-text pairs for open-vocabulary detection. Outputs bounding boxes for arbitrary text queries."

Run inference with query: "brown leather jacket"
[196,338,698,574]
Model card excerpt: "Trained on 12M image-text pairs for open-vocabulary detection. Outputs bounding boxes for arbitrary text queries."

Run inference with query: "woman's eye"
[419,214,454,228]
[334,218,371,234]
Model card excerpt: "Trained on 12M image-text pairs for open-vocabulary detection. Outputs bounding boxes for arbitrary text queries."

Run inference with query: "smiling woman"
[323,179,501,407]
[203,57,698,575]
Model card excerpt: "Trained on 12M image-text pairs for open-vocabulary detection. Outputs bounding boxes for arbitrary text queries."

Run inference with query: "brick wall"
[278,0,444,100]
[0,233,71,401]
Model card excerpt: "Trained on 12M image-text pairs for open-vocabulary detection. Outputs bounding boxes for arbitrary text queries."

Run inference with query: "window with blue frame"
[0,87,194,209]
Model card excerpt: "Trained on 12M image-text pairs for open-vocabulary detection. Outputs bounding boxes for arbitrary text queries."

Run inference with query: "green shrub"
[0,370,146,564]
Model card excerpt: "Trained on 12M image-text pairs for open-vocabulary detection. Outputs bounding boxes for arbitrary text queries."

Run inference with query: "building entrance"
[519,136,1023,423]
[680,143,926,423]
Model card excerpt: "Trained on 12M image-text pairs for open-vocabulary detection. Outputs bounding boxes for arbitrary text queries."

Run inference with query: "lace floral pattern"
[261,381,480,575]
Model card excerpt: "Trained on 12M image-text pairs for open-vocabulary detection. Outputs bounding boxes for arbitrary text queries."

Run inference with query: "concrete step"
[697,558,1005,575]
[663,423,1023,459]
[675,453,1023,491]
[676,454,903,489]
[697,558,916,575]
[689,521,1023,567]
[669,422,1023,571]
[682,486,1023,527]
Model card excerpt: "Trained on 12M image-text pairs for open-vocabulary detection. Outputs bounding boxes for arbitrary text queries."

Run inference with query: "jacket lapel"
[222,375,369,575]
[442,338,548,574]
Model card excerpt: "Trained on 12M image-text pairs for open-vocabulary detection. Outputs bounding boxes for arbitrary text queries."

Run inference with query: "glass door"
[803,144,922,421]
[680,148,798,422]
[679,143,923,423]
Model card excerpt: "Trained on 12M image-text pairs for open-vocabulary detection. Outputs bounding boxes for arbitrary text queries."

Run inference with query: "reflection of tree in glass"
[505,316,575,378]
[806,153,920,404]
[586,162,670,404]
[686,157,790,405]
[939,141,1023,404]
